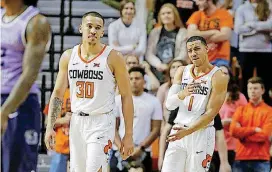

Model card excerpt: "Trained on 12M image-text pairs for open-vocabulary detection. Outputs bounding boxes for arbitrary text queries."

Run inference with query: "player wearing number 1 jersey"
[161,36,229,172]
[44,11,134,172]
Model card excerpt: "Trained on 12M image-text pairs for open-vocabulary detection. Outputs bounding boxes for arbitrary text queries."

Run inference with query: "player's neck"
[164,23,176,31]
[81,42,104,56]
[4,3,26,16]
[204,4,217,16]
[194,61,213,76]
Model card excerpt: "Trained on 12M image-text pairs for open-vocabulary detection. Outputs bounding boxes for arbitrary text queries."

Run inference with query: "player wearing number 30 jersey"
[44,11,134,172]
[161,36,229,172]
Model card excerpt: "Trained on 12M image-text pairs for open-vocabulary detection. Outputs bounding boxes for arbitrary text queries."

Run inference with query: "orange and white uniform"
[162,64,220,172]
[68,44,116,172]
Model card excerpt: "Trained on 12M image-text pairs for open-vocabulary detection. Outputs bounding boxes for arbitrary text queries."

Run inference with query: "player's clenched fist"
[119,133,134,160]
[44,128,56,150]
[178,81,200,100]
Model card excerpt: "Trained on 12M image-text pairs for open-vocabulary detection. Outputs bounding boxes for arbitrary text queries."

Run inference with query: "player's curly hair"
[24,0,38,7]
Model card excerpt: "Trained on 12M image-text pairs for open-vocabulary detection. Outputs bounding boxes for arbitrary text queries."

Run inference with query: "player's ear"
[79,25,82,34]
[101,31,104,38]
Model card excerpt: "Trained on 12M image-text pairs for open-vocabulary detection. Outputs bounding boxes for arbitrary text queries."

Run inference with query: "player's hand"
[63,112,72,124]
[44,128,56,150]
[166,126,192,142]
[219,161,231,172]
[120,133,134,160]
[0,107,10,135]
[141,61,151,73]
[1,111,9,135]
[130,146,143,160]
[178,81,200,100]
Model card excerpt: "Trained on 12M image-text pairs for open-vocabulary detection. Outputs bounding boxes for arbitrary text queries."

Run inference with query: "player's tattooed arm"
[47,97,63,129]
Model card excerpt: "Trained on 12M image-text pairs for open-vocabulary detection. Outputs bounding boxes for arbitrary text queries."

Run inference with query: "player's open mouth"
[88,35,96,39]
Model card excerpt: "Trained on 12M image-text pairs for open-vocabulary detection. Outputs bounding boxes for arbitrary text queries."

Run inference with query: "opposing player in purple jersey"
[0,0,51,171]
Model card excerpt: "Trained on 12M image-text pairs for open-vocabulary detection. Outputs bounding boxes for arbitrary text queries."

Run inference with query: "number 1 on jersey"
[188,96,194,111]
[76,81,94,98]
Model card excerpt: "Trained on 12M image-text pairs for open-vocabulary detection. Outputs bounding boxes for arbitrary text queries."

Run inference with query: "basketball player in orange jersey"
[161,36,229,172]
[44,11,134,172]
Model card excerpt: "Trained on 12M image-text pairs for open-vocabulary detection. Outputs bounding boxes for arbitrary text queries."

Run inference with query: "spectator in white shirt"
[110,67,163,172]
[108,0,147,61]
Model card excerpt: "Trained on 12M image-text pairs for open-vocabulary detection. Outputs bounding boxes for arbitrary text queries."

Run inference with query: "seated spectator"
[43,88,71,172]
[230,77,272,172]
[125,54,160,92]
[158,108,231,172]
[108,0,146,60]
[146,3,188,83]
[156,60,186,126]
[187,0,233,67]
[234,0,272,105]
[211,65,248,171]
[110,67,163,172]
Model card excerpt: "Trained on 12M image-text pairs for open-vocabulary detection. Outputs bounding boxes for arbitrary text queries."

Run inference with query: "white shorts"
[69,111,115,172]
[161,125,215,172]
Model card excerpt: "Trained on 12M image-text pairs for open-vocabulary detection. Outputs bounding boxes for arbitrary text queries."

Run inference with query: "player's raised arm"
[188,71,229,133]
[108,50,134,157]
[1,14,50,118]
[45,49,71,150]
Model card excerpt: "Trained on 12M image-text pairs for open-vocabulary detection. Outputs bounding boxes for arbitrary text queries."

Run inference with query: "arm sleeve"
[214,114,223,131]
[165,84,183,110]
[133,24,147,57]
[168,108,179,126]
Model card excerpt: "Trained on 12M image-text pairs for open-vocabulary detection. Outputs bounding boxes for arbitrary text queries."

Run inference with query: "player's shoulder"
[108,49,125,66]
[59,48,73,63]
[212,69,229,87]
[28,13,49,28]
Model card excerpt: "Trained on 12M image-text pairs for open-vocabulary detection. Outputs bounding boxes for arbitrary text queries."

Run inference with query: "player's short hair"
[24,0,38,7]
[186,36,207,46]
[82,11,105,25]
[128,66,145,78]
[248,77,265,89]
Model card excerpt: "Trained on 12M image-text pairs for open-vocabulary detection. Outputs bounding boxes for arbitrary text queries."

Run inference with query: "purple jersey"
[1,6,39,94]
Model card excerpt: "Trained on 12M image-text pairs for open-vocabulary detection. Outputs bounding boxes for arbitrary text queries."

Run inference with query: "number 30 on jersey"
[76,81,94,98]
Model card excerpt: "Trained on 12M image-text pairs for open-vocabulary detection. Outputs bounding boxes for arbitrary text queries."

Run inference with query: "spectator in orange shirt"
[230,77,272,172]
[187,0,233,67]
[44,89,71,172]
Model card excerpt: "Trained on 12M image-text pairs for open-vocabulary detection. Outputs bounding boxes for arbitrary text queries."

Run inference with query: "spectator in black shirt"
[159,108,231,172]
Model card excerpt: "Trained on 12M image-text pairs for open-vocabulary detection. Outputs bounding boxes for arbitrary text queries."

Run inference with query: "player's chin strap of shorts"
[74,109,114,116]
[165,84,183,110]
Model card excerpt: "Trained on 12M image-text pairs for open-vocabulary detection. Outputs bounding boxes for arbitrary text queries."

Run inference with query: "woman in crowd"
[108,0,146,61]
[156,60,186,129]
[146,3,188,83]
[235,0,272,105]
